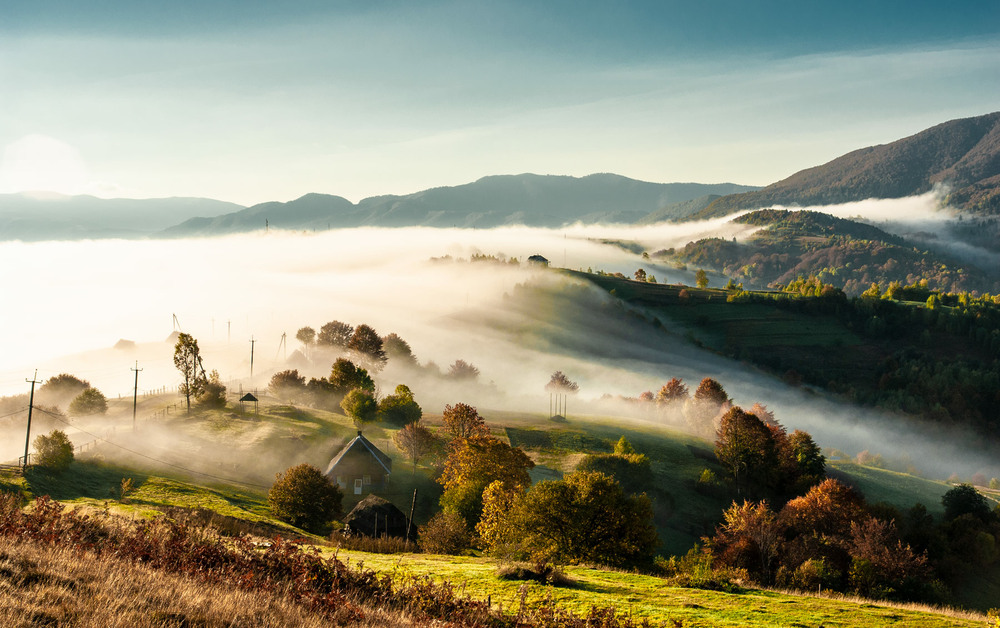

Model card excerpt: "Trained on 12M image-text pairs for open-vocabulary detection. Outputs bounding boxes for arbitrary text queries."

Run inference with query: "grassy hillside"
[572,269,1000,448]
[3,392,995,624]
[332,549,986,627]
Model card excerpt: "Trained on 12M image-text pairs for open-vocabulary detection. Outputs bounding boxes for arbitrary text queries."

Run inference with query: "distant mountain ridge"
[0,194,243,241]
[160,174,759,236]
[691,111,1000,220]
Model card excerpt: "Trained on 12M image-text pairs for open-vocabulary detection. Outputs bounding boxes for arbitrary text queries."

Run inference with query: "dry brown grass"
[0,536,418,627]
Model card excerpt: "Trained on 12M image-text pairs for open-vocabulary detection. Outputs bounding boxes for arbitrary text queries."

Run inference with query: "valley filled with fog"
[2,202,995,480]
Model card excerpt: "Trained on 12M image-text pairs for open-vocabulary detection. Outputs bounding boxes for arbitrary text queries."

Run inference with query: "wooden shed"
[324,431,392,495]
[342,495,414,540]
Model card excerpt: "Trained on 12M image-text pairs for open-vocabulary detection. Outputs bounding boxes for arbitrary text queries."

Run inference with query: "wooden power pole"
[23,371,41,469]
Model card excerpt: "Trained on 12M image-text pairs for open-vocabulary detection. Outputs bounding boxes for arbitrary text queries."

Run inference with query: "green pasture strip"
[332,550,982,627]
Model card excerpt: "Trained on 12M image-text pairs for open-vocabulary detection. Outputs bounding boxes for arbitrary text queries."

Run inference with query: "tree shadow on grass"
[23,460,150,502]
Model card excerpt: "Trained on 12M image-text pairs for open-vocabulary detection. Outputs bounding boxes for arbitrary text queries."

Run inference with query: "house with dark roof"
[324,431,392,495]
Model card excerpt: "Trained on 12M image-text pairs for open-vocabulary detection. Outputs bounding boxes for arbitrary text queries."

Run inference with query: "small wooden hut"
[342,495,414,540]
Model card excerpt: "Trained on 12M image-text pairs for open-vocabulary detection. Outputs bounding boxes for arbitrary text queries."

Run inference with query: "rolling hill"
[689,111,1000,220]
[160,174,758,236]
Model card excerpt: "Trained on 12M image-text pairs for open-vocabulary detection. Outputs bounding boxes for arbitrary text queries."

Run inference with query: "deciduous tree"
[269,369,307,400]
[378,384,422,427]
[295,326,316,346]
[173,333,207,414]
[68,388,108,416]
[392,421,439,472]
[317,320,353,348]
[656,378,689,404]
[439,435,533,526]
[33,430,74,471]
[715,406,777,497]
[447,360,480,381]
[441,403,489,440]
[695,269,709,289]
[348,324,387,371]
[382,332,418,366]
[340,388,378,428]
[516,471,658,567]
[268,463,342,533]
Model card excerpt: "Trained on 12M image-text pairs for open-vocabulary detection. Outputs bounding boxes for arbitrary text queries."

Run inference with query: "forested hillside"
[658,209,1000,296]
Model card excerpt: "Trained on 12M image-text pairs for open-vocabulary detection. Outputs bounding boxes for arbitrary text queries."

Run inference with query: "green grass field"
[331,549,985,627]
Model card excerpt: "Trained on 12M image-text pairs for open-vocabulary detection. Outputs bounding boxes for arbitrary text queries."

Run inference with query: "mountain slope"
[0,194,244,241]
[690,111,1000,219]
[161,174,759,236]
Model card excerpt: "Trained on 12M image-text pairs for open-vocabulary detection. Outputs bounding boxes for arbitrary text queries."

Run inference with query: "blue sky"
[1,1,998,205]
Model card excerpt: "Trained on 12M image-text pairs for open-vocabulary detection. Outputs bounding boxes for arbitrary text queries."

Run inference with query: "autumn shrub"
[32,430,74,472]
[268,464,342,533]
[418,511,470,555]
[655,546,747,593]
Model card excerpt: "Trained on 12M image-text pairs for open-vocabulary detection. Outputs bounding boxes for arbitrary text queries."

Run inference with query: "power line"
[31,406,269,490]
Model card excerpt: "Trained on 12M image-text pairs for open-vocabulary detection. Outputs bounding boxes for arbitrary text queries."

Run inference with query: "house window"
[336,475,343,487]
[363,474,372,485]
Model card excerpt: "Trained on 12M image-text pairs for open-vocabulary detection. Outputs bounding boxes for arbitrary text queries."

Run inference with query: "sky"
[1,1,998,206]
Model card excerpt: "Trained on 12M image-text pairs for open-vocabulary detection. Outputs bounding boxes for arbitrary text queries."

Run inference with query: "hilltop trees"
[347,324,387,371]
[307,358,374,410]
[269,369,307,401]
[447,360,480,381]
[545,371,579,420]
[382,332,418,366]
[37,374,90,407]
[656,378,689,405]
[377,384,422,427]
[685,377,729,437]
[317,321,353,348]
[68,388,108,417]
[295,326,316,346]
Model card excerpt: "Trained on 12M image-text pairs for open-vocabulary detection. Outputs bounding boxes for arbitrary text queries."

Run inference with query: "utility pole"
[23,371,41,469]
[405,488,418,551]
[275,332,286,361]
[131,361,143,432]
[227,320,231,344]
[249,336,256,380]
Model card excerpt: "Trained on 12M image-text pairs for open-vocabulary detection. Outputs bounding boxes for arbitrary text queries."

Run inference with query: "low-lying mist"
[1,221,995,481]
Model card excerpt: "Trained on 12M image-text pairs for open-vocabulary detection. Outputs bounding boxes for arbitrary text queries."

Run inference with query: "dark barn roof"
[324,431,392,476]
[342,494,414,539]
